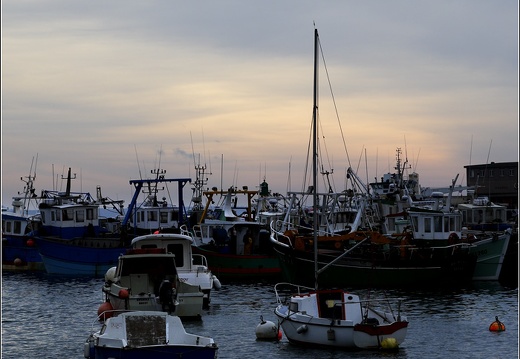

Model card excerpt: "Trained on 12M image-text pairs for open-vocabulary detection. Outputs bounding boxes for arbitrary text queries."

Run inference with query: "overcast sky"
[2,1,518,208]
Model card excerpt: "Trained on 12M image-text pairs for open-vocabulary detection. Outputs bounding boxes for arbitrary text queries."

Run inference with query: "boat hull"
[469,231,511,280]
[90,346,217,359]
[192,245,281,280]
[273,245,476,288]
[275,305,407,349]
[36,237,125,277]
[2,236,44,271]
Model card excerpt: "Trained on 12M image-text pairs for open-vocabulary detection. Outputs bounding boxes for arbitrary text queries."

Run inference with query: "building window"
[470,170,475,178]
[489,170,494,177]
[509,169,515,176]
[500,169,505,177]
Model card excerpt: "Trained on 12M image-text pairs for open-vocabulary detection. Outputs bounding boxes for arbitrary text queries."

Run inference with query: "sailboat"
[273,29,408,350]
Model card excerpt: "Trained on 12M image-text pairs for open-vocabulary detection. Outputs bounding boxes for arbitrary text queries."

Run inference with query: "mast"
[313,28,319,290]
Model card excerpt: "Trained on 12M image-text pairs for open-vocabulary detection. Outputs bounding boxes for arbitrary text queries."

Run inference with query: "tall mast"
[313,28,319,290]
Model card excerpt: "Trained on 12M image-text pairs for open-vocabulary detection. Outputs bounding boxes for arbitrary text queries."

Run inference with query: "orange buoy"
[14,258,23,266]
[26,239,35,247]
[489,316,506,332]
[118,288,129,299]
[97,302,113,321]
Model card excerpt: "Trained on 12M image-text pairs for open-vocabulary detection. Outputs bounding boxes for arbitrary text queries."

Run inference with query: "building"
[464,162,518,210]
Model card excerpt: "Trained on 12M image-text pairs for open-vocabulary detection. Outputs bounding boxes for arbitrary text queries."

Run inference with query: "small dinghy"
[84,311,218,359]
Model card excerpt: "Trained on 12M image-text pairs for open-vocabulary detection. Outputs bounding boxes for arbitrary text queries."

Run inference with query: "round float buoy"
[212,276,222,290]
[489,316,506,332]
[255,316,281,340]
[380,337,399,350]
[26,239,35,247]
[118,288,129,299]
[97,302,113,321]
[14,258,23,266]
[105,267,117,283]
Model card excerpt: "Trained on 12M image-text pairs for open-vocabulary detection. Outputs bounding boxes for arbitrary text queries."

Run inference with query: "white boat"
[129,233,221,307]
[273,29,409,350]
[101,236,205,319]
[84,311,218,359]
[274,283,408,349]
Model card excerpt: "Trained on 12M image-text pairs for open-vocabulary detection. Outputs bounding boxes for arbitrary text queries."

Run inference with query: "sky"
[2,0,518,209]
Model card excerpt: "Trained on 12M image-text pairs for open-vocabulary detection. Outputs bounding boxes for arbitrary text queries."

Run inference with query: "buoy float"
[380,337,399,350]
[489,316,506,332]
[14,258,23,266]
[212,276,222,290]
[97,302,113,321]
[118,288,129,299]
[26,239,35,247]
[255,315,282,340]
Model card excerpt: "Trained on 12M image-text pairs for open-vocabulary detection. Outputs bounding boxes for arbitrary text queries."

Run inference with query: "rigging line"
[413,148,421,172]
[190,131,197,168]
[318,36,352,169]
[134,145,143,180]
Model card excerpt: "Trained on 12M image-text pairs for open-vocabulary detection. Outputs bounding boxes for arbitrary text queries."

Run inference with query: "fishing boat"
[185,175,282,281]
[366,150,511,282]
[34,168,191,277]
[273,28,408,350]
[84,311,218,359]
[1,157,44,271]
[127,168,185,235]
[101,234,207,319]
[380,176,512,281]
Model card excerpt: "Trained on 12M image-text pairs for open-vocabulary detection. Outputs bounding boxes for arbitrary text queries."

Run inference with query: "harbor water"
[1,272,518,359]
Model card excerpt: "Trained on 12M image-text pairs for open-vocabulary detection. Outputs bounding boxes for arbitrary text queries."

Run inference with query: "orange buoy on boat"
[118,289,129,299]
[97,302,113,321]
[489,316,505,332]
[26,239,35,247]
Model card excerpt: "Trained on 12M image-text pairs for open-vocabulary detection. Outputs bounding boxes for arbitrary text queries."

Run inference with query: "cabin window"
[62,209,74,221]
[171,211,178,221]
[509,169,515,176]
[424,218,432,233]
[434,217,442,232]
[166,244,184,267]
[55,210,61,221]
[86,208,94,220]
[76,210,85,222]
[489,170,494,177]
[4,221,12,233]
[13,221,22,234]
[496,209,505,221]
[450,217,456,232]
[444,217,450,232]
[500,169,505,177]
[160,212,169,224]
[411,216,419,232]
[148,211,158,222]
[387,217,396,232]
[470,170,475,178]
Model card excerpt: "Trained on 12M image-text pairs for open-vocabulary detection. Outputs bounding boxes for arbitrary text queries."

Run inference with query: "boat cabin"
[408,208,462,242]
[289,290,363,323]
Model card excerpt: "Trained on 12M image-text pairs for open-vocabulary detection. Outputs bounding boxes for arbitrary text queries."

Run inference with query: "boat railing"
[274,282,316,303]
[192,253,209,268]
[90,309,134,330]
[270,219,347,247]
